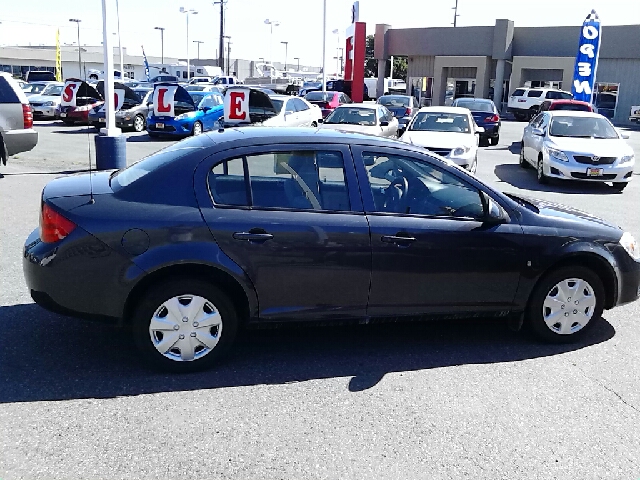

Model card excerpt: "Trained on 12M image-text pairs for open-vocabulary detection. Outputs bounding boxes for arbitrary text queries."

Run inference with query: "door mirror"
[482,194,506,224]
[201,106,211,113]
[380,120,389,127]
[616,128,630,139]
[317,118,324,123]
[531,127,545,136]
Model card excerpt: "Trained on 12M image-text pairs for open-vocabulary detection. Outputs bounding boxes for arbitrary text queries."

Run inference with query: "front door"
[352,146,524,317]
[196,144,371,321]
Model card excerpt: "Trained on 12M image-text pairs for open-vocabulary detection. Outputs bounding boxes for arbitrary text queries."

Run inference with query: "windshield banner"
[153,85,178,117]
[571,10,601,103]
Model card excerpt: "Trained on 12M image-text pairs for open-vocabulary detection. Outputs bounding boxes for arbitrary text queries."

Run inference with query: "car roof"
[547,110,604,118]
[270,94,291,100]
[417,106,471,114]
[548,99,590,105]
[336,102,375,109]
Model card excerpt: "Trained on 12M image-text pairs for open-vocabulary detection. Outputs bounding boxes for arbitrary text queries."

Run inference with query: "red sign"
[153,85,177,117]
[224,87,251,124]
[60,81,81,107]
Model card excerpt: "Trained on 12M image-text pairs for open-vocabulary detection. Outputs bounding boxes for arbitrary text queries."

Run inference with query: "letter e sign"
[224,87,251,124]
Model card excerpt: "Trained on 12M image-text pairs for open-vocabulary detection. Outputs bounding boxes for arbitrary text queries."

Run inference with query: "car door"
[293,98,312,126]
[195,144,371,321]
[523,113,543,162]
[352,146,524,317]
[283,99,298,125]
[527,113,549,162]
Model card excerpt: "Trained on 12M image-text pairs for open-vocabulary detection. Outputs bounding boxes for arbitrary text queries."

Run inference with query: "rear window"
[26,71,56,82]
[0,77,20,103]
[378,95,410,107]
[111,142,203,190]
[552,103,592,112]
[305,91,333,102]
[546,91,573,100]
[512,88,526,97]
[454,100,494,112]
[527,90,543,98]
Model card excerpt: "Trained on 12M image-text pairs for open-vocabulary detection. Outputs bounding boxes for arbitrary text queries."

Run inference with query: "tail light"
[40,203,76,243]
[23,104,33,129]
[405,107,413,116]
[485,115,500,122]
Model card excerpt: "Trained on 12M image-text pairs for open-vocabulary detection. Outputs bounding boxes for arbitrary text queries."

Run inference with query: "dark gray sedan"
[377,95,420,134]
[88,90,152,132]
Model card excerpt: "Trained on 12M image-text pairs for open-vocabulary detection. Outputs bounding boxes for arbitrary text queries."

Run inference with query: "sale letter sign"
[60,81,81,107]
[224,87,251,124]
[153,85,178,117]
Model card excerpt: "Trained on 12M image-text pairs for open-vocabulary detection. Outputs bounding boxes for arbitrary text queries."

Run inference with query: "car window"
[285,100,296,114]
[293,98,309,112]
[530,113,544,128]
[362,152,485,219]
[546,91,573,100]
[199,94,222,109]
[0,77,21,103]
[324,107,376,126]
[208,151,351,211]
[527,90,543,98]
[512,88,526,97]
[549,115,618,139]
[378,95,410,107]
[455,100,494,113]
[409,112,471,133]
[554,103,591,112]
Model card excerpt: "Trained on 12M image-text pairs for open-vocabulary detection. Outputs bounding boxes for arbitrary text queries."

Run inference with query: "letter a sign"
[571,10,601,103]
[61,80,81,107]
[224,87,251,124]
[153,85,178,117]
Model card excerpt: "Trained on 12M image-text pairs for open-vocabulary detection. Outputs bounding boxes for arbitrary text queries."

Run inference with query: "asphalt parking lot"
[1,120,640,479]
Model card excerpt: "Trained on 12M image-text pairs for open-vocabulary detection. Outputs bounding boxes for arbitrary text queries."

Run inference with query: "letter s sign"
[60,81,80,107]
[224,87,251,124]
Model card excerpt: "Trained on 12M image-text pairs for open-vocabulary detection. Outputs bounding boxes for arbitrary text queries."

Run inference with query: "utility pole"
[452,0,460,27]
[213,0,226,70]
[294,57,300,71]
[224,36,231,75]
[69,19,82,79]
[281,41,288,72]
[193,40,204,60]
[154,27,165,65]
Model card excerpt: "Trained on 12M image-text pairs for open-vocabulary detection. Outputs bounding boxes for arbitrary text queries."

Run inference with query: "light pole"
[452,0,460,27]
[69,19,82,79]
[213,1,227,71]
[223,36,231,75]
[179,7,198,81]
[281,41,288,72]
[193,40,204,60]
[115,0,124,79]
[264,19,280,66]
[294,57,300,71]
[337,47,344,77]
[154,27,165,65]
[321,0,326,92]
[332,28,340,77]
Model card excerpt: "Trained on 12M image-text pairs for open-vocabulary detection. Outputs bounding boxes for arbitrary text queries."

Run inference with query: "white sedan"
[399,106,484,173]
[264,95,322,127]
[318,103,398,138]
[520,111,635,191]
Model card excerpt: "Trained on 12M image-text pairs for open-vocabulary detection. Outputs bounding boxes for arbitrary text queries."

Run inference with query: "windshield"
[305,92,333,102]
[271,99,284,113]
[324,107,376,126]
[186,85,205,91]
[198,94,222,109]
[188,92,206,105]
[23,83,48,94]
[378,96,410,107]
[455,100,493,113]
[42,84,63,96]
[553,103,591,112]
[410,112,471,133]
[549,116,618,139]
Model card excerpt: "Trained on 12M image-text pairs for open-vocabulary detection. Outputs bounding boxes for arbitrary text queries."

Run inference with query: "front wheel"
[519,141,530,168]
[133,114,145,133]
[537,156,548,184]
[612,182,628,192]
[526,266,604,343]
[132,279,239,372]
[192,121,203,136]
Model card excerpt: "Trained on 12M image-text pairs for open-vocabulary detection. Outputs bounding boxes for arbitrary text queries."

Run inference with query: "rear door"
[195,144,371,321]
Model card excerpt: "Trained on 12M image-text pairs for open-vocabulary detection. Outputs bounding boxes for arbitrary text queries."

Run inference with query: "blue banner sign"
[141,45,151,82]
[571,10,601,103]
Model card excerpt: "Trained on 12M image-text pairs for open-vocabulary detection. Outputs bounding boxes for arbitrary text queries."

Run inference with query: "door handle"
[381,235,417,244]
[233,232,274,242]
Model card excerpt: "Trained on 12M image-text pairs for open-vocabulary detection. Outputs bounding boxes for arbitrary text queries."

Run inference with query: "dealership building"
[374,20,640,124]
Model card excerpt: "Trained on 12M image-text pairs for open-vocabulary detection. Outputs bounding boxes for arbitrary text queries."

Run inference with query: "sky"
[1,0,640,68]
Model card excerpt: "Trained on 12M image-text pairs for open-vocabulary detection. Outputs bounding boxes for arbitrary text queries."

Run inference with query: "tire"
[526,266,604,343]
[478,136,489,147]
[133,114,145,133]
[537,155,548,184]
[514,112,526,122]
[192,121,203,136]
[311,121,317,127]
[490,135,499,146]
[519,141,530,168]
[612,182,628,192]
[468,156,477,174]
[132,278,239,373]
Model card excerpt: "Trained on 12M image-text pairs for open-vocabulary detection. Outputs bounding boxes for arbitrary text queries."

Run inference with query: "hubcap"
[543,278,596,335]
[149,294,222,361]
[134,116,144,131]
[538,159,544,178]
[194,123,202,135]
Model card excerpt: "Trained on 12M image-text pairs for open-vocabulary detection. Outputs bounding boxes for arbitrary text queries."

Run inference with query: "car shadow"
[0,168,92,176]
[0,303,615,403]
[494,163,622,194]
[52,128,97,135]
[126,133,175,142]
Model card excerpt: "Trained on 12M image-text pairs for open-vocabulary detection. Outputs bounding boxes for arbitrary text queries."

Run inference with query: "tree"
[364,34,407,81]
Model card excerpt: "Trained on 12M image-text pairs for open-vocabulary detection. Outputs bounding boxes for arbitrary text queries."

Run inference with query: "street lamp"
[223,36,231,75]
[193,40,204,60]
[69,19,82,79]
[293,57,300,71]
[281,41,288,72]
[154,27,165,65]
[179,7,198,81]
[332,28,341,77]
[264,18,280,65]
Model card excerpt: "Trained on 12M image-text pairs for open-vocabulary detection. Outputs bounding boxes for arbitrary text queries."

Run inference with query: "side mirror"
[475,126,485,134]
[317,118,324,124]
[201,106,211,113]
[483,195,507,224]
[380,120,389,127]
[616,128,630,139]
[531,127,545,136]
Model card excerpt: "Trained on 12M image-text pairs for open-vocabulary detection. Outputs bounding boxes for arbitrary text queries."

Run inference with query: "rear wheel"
[478,136,489,147]
[537,155,548,184]
[612,182,628,192]
[192,121,203,136]
[132,279,238,372]
[133,114,145,133]
[526,266,604,343]
[490,135,499,146]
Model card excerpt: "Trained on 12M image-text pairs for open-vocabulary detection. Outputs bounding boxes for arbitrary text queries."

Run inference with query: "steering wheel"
[382,177,409,212]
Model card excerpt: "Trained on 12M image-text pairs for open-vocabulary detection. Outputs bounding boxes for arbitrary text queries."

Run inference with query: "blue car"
[147,84,224,137]
[451,97,501,146]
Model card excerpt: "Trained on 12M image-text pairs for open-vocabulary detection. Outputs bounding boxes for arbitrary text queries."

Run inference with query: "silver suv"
[508,87,573,121]
[0,72,38,166]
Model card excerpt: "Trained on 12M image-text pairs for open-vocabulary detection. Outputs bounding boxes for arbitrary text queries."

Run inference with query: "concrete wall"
[386,26,495,57]
[596,58,640,124]
[509,56,574,95]
[432,56,492,105]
